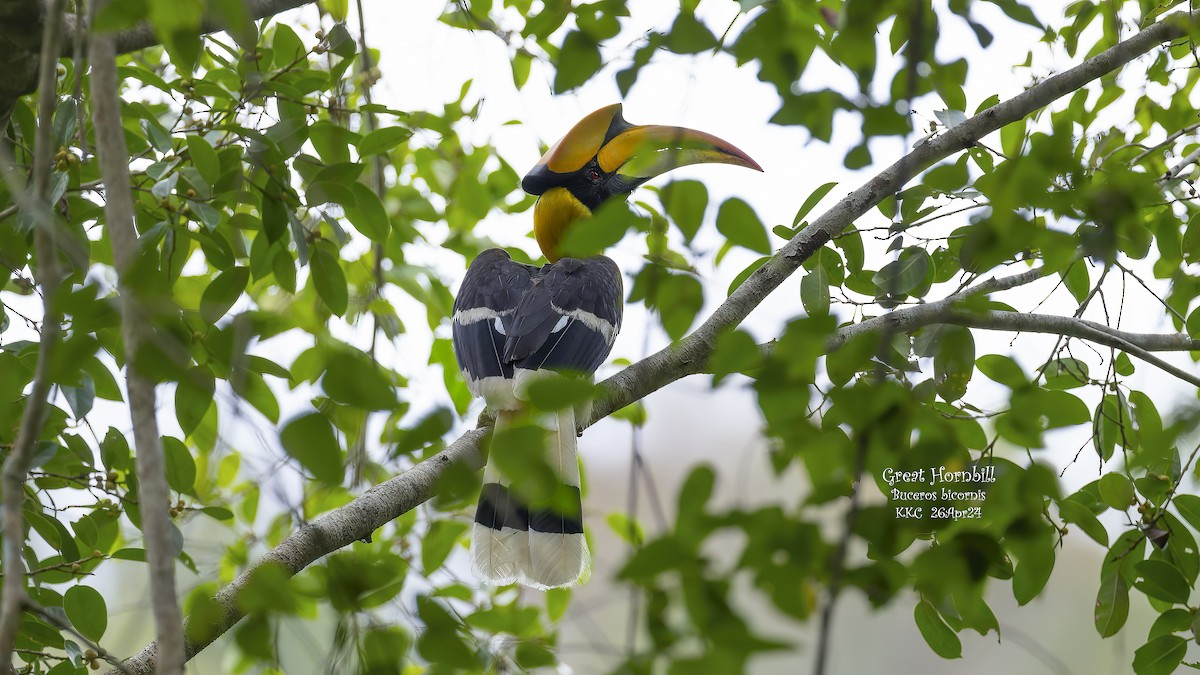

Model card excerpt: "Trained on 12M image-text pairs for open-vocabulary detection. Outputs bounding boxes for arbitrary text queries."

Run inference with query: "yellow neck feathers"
[533,187,591,262]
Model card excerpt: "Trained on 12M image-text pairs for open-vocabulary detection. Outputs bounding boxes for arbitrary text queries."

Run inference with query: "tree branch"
[0,0,66,666]
[63,0,316,56]
[591,9,1196,424]
[88,1,185,672]
[110,10,1199,674]
[944,310,1200,387]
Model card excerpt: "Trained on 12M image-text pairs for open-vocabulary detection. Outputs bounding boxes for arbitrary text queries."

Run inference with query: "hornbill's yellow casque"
[452,104,761,588]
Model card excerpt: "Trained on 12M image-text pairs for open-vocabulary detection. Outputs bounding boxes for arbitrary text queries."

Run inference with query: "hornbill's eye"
[585,167,602,182]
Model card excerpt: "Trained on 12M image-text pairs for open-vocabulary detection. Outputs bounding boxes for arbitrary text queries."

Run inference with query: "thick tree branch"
[63,0,316,56]
[591,10,1196,424]
[0,0,66,666]
[88,1,185,672]
[111,10,1199,674]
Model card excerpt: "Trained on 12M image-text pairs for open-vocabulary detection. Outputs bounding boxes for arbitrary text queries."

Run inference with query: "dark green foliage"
[4,1,1200,674]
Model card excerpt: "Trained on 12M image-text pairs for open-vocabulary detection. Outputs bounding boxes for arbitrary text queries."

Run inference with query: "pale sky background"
[6,0,1199,673]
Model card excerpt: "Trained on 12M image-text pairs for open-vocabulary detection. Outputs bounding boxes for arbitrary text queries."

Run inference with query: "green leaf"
[94,0,149,31]
[709,328,762,385]
[1058,499,1107,546]
[187,135,220,186]
[657,273,704,341]
[1043,357,1089,390]
[1174,494,1200,533]
[1150,608,1192,640]
[149,0,203,71]
[1093,394,1126,462]
[309,122,355,164]
[63,586,107,641]
[983,0,1043,29]
[554,31,602,93]
[416,596,476,668]
[311,245,349,316]
[1134,560,1190,604]
[1094,571,1129,638]
[800,266,830,316]
[261,193,287,243]
[976,354,1026,389]
[561,202,641,258]
[199,266,248,323]
[1133,634,1186,675]
[358,127,412,157]
[792,181,838,227]
[1013,543,1054,605]
[62,373,95,420]
[343,182,391,244]
[716,198,771,254]
[606,511,646,546]
[728,256,769,296]
[1115,352,1135,376]
[546,588,571,622]
[873,248,931,295]
[660,180,708,243]
[421,520,467,573]
[320,0,348,21]
[933,326,974,402]
[525,377,598,411]
[163,437,197,494]
[914,600,961,659]
[322,350,397,410]
[280,412,343,485]
[665,11,716,53]
[1061,261,1090,303]
[1092,472,1133,511]
[272,23,306,67]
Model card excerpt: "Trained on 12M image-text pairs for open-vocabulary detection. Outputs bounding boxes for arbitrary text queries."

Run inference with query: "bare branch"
[944,310,1200,387]
[1164,144,1200,180]
[110,10,1200,674]
[88,0,185,672]
[0,0,66,665]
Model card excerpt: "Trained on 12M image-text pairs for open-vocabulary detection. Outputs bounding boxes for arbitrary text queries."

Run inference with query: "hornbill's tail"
[470,408,589,588]
[525,406,589,589]
[470,409,531,586]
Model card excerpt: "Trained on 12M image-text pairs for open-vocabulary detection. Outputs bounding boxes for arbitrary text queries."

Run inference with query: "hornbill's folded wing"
[502,256,623,376]
[451,248,539,405]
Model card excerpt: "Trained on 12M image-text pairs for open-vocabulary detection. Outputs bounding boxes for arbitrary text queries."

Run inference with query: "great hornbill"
[452,104,760,588]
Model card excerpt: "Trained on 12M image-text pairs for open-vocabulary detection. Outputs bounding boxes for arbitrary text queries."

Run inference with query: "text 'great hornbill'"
[452,104,761,588]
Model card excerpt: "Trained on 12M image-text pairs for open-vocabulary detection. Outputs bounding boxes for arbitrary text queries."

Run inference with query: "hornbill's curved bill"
[452,103,760,589]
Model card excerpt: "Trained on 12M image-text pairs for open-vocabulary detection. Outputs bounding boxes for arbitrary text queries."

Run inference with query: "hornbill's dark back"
[452,104,760,588]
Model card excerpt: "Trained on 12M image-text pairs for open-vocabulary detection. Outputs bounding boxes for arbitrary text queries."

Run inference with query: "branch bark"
[110,9,1199,674]
[88,1,185,672]
[0,0,66,665]
[63,0,316,56]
